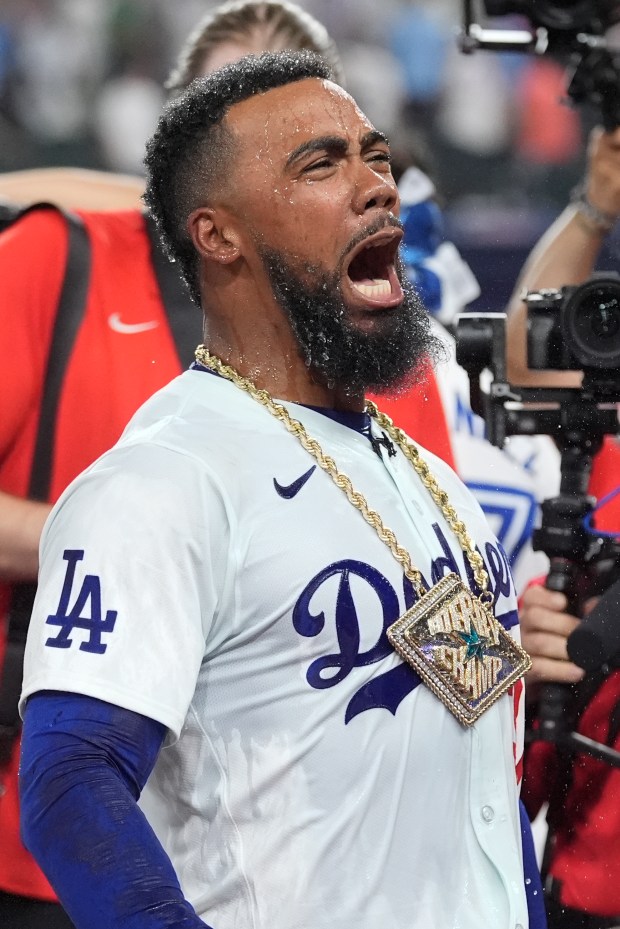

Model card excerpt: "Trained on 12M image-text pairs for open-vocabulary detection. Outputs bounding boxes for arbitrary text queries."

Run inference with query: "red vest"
[0,208,198,899]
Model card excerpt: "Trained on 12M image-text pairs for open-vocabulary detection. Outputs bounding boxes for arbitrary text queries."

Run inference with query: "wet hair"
[166,0,344,94]
[143,50,333,307]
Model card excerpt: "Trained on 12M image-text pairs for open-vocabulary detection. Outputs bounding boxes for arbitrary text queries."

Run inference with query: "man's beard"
[258,246,445,395]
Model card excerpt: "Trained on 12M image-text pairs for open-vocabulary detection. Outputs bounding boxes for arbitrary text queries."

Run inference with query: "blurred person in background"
[507,126,620,391]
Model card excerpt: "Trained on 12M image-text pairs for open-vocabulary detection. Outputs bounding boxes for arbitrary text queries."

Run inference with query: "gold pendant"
[387,573,531,727]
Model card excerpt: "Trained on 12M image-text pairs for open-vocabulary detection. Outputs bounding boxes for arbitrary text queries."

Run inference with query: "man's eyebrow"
[285,130,390,169]
[360,129,389,150]
[285,135,348,168]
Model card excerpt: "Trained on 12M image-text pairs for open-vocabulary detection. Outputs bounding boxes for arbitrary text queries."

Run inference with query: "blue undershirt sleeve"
[20,691,212,929]
[519,798,547,929]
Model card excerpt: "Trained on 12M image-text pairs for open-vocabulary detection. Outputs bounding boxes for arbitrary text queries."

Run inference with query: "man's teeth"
[352,278,391,298]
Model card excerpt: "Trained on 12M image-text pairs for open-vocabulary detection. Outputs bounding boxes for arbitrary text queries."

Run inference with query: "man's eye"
[304,158,333,172]
[368,151,391,164]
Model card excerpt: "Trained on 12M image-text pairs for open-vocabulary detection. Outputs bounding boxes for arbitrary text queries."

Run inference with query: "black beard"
[259,247,444,395]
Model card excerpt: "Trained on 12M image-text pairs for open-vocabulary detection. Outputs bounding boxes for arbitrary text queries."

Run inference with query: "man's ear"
[188,206,241,264]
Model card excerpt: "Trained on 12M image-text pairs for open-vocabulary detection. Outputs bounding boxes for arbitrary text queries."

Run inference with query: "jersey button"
[481,804,495,823]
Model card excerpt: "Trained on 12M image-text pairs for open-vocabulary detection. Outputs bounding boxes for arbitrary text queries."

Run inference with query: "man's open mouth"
[345,229,404,307]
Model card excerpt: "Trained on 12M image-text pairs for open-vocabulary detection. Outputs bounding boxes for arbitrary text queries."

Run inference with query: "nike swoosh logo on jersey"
[273,465,316,498]
[108,312,159,334]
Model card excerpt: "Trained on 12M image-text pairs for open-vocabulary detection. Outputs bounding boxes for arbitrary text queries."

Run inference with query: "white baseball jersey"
[22,368,529,929]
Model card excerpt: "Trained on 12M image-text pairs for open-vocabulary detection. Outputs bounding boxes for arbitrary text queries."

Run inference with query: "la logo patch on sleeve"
[45,549,118,654]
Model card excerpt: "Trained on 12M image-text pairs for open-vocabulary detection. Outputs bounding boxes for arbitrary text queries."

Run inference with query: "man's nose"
[353,168,398,215]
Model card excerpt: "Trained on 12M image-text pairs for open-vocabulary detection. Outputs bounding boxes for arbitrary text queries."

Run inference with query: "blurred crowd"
[2,0,618,313]
[0,0,605,211]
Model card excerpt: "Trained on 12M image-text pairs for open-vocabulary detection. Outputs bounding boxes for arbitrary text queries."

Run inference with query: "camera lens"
[563,275,620,369]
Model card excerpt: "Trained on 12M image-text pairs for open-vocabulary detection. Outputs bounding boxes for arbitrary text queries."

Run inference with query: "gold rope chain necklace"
[195,345,531,726]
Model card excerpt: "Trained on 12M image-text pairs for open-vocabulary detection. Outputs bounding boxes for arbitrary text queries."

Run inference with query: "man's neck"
[201,339,365,412]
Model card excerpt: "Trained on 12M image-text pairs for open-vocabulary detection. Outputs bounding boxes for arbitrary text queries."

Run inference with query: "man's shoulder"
[76,207,148,249]
[119,371,251,454]
[0,202,71,245]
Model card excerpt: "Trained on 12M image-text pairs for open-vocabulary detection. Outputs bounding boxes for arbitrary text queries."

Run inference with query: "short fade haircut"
[144,50,333,307]
[166,0,344,95]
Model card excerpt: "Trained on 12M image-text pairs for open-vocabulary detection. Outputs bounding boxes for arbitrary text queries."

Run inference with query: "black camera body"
[526,272,620,377]
[455,273,620,448]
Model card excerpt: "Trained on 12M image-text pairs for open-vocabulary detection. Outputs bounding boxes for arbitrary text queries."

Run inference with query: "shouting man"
[19,52,540,929]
